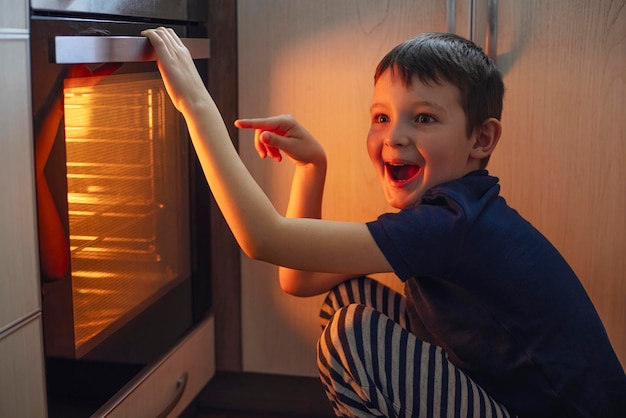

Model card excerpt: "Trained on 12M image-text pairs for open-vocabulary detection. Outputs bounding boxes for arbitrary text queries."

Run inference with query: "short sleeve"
[367,195,467,281]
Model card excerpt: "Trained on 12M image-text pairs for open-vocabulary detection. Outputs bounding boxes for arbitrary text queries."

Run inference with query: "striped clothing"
[317,277,514,418]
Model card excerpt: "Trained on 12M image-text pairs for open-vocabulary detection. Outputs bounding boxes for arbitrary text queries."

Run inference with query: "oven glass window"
[62,72,189,356]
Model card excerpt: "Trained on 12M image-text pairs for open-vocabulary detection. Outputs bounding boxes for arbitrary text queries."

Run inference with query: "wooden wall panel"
[238,0,445,376]
[238,0,625,376]
[490,0,625,366]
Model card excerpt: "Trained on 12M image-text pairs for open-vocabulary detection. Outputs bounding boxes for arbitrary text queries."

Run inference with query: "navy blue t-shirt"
[366,170,626,417]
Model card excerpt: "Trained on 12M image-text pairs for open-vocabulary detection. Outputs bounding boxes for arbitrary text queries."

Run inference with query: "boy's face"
[367,70,479,209]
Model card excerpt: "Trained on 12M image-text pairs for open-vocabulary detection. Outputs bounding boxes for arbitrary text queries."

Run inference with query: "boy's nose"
[384,123,411,147]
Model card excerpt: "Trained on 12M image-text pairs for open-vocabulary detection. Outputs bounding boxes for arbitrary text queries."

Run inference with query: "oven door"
[30,16,211,415]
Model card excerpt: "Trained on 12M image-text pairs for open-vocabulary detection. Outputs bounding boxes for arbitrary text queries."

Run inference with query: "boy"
[142,28,626,417]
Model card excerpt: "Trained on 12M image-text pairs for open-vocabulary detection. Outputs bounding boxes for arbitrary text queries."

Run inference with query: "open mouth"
[385,162,421,183]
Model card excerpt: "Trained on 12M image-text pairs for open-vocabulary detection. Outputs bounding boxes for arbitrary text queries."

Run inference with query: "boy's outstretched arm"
[236,116,362,296]
[142,27,391,280]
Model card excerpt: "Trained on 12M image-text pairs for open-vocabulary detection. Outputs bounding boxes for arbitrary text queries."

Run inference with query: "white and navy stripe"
[317,277,514,417]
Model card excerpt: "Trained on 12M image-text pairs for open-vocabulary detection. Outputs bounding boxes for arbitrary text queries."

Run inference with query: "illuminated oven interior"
[63,72,189,356]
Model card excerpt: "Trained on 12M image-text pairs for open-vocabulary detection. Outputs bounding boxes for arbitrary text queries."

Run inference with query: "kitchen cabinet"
[0,0,48,414]
[238,0,446,376]
[237,0,626,376]
[0,34,41,334]
[0,315,47,418]
[488,0,625,367]
[0,0,28,30]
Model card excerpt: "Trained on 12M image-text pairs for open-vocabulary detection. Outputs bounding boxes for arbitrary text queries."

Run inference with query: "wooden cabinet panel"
[238,0,625,376]
[0,0,28,31]
[0,315,47,418]
[0,37,41,331]
[238,0,445,376]
[489,0,625,367]
[97,316,215,418]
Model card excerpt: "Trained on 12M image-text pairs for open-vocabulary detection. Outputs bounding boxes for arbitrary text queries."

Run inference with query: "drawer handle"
[156,371,188,418]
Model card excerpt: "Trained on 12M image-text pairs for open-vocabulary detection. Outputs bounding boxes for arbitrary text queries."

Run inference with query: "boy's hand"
[235,115,326,166]
[141,27,208,114]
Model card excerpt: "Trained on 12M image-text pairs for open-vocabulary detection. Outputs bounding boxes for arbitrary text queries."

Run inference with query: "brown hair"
[375,33,504,168]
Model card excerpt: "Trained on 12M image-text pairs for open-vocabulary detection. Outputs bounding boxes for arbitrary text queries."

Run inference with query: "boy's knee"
[318,304,372,356]
[317,304,364,382]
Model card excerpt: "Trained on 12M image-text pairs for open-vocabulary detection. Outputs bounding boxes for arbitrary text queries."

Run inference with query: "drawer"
[0,37,41,331]
[0,0,29,31]
[96,315,216,418]
[0,314,47,418]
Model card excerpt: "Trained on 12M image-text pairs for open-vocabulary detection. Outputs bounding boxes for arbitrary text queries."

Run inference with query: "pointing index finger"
[235,117,288,136]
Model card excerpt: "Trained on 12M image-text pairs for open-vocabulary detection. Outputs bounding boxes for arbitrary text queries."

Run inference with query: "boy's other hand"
[235,115,326,167]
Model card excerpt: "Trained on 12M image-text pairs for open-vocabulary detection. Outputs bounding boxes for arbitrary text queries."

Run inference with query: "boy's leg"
[318,304,513,417]
[320,276,409,330]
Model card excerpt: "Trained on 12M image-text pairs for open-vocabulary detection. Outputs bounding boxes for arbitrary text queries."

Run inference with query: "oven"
[29,2,212,416]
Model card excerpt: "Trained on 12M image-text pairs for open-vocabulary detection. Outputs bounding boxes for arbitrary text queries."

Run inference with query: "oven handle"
[50,36,210,64]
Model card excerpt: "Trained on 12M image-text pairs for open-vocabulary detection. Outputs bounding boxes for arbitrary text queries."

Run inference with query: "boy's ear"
[470,118,501,160]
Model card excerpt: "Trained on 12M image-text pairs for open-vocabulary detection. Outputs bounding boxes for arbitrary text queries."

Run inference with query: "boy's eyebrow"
[370,100,448,114]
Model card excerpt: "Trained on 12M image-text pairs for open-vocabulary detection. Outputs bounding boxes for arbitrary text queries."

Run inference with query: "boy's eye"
[374,114,390,123]
[416,114,435,123]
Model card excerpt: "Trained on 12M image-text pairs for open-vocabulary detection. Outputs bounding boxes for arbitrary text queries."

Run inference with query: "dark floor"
[181,372,335,418]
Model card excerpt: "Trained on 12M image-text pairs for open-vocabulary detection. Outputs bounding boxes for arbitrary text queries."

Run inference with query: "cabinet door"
[488,0,625,367]
[238,0,445,376]
[0,36,41,331]
[0,315,47,418]
[239,0,626,377]
[0,0,28,30]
